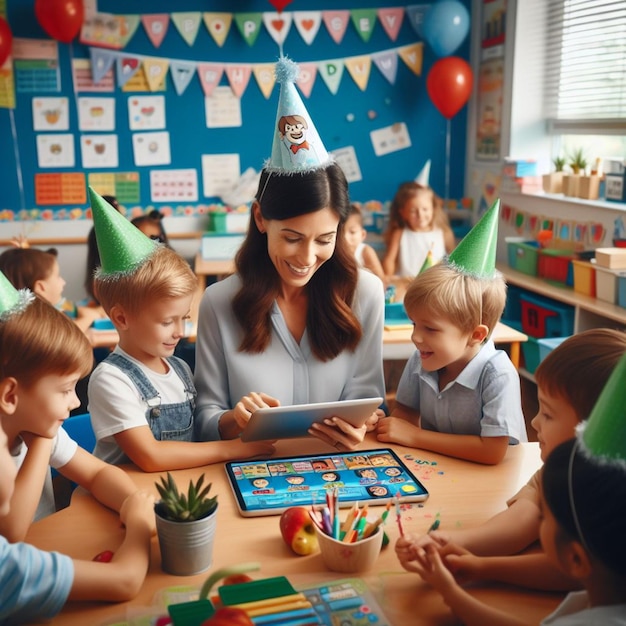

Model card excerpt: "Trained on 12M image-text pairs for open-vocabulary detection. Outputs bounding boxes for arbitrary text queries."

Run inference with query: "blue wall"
[0,0,470,215]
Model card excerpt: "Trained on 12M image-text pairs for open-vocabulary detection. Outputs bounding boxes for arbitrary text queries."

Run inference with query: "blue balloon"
[423,0,470,58]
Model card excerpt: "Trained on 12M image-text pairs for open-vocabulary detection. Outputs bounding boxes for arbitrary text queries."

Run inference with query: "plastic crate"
[537,336,569,363]
[538,249,575,286]
[595,266,621,304]
[506,238,540,276]
[617,274,626,309]
[521,337,540,374]
[384,302,411,326]
[571,260,596,298]
[520,292,575,338]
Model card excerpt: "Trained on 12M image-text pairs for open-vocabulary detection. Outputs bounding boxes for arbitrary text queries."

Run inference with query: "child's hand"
[120,490,155,531]
[232,392,279,430]
[308,417,366,451]
[439,543,484,584]
[376,416,421,445]
[222,439,275,461]
[365,408,385,432]
[407,543,458,595]
[395,534,421,569]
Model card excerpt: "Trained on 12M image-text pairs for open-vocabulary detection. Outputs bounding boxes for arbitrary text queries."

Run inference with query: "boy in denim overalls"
[87,188,273,470]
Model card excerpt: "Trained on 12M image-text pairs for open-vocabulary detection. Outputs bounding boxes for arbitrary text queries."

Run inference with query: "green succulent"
[568,148,588,174]
[155,472,218,522]
[552,156,566,172]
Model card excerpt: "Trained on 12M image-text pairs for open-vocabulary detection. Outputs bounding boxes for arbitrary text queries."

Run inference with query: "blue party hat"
[266,57,332,174]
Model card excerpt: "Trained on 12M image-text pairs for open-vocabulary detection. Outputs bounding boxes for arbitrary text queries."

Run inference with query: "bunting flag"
[171,12,202,47]
[345,56,371,91]
[296,62,317,98]
[322,10,350,44]
[225,65,252,98]
[141,14,170,48]
[350,9,378,43]
[406,4,430,38]
[293,11,322,45]
[262,12,293,46]
[197,63,223,97]
[235,13,263,47]
[120,15,141,48]
[170,60,196,95]
[203,12,232,47]
[253,64,276,99]
[318,59,345,95]
[378,7,405,41]
[88,41,426,98]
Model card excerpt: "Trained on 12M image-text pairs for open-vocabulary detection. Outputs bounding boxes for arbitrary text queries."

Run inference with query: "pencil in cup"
[314,522,383,573]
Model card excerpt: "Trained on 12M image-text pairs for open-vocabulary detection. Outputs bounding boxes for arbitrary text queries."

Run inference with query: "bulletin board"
[0,0,471,222]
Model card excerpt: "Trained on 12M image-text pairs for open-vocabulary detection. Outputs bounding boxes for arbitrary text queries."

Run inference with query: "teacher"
[194,58,385,450]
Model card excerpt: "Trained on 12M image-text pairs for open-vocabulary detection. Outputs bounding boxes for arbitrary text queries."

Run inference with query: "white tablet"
[240,397,383,442]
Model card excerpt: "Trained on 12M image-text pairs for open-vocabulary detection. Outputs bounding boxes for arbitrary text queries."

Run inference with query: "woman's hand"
[365,408,385,432]
[308,416,367,450]
[232,392,279,430]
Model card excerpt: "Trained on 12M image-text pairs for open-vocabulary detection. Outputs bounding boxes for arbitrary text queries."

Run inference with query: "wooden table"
[383,321,528,369]
[26,439,560,625]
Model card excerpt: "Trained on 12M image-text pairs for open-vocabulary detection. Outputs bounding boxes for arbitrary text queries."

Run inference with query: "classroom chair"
[62,412,96,453]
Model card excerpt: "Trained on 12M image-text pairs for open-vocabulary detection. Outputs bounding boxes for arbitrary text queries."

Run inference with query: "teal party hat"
[0,269,34,322]
[447,199,500,278]
[267,57,331,173]
[88,187,157,279]
[578,351,626,468]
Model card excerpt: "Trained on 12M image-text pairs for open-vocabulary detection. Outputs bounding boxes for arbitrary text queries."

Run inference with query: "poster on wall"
[475,58,503,161]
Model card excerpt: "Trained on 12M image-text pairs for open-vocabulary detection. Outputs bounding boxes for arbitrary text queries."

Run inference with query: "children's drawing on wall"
[475,58,503,160]
[481,0,506,51]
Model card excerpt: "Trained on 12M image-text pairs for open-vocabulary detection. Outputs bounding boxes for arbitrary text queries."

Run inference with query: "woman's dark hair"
[131,210,170,246]
[233,163,361,360]
[543,438,626,577]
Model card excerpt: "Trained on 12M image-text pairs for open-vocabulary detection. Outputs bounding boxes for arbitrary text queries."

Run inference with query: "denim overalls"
[105,352,196,441]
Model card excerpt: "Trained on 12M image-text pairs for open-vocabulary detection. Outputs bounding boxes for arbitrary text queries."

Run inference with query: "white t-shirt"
[397,228,446,277]
[541,590,626,625]
[11,428,77,520]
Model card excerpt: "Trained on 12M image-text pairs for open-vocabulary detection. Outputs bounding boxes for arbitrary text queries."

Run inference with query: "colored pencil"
[394,496,404,537]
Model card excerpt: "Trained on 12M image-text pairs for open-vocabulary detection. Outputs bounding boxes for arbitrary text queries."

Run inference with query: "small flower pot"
[577,175,600,200]
[562,174,580,197]
[155,506,218,576]
[542,172,564,194]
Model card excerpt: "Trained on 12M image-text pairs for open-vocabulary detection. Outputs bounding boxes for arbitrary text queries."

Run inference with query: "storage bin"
[520,292,575,338]
[595,266,621,304]
[617,274,626,309]
[506,238,540,276]
[384,302,411,326]
[571,260,596,298]
[537,336,569,363]
[537,249,575,286]
[521,337,540,374]
[502,284,524,325]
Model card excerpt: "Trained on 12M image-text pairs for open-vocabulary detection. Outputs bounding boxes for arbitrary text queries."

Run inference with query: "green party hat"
[418,249,434,274]
[0,269,34,322]
[88,187,157,278]
[578,351,626,468]
[447,199,500,278]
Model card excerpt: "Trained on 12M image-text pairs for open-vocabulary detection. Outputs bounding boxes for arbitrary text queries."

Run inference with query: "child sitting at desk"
[376,200,527,465]
[0,270,149,544]
[0,246,104,332]
[0,420,154,622]
[396,353,626,625]
[405,328,626,591]
[86,189,274,471]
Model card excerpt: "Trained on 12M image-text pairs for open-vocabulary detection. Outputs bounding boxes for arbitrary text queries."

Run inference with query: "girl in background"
[344,204,385,283]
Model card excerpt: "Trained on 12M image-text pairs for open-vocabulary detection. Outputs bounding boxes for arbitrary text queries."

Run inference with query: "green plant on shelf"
[552,156,566,172]
[567,148,588,175]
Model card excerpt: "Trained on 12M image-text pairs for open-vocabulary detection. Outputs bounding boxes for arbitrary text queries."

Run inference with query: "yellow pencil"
[230,593,307,611]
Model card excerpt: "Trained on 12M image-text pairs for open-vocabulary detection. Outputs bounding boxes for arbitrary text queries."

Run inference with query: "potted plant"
[578,156,602,200]
[542,156,566,194]
[563,148,588,196]
[155,472,219,576]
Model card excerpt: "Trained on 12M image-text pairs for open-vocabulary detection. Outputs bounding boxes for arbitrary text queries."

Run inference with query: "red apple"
[201,607,253,625]
[279,507,319,556]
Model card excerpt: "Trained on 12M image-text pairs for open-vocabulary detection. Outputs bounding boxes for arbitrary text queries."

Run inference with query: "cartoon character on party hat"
[267,57,331,173]
[88,186,157,281]
[446,198,500,279]
[0,268,34,322]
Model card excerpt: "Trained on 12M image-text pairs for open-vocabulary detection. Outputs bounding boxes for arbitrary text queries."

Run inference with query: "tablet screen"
[225,448,429,517]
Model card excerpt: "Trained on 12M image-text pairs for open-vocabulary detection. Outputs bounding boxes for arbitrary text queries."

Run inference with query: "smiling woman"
[194,58,385,450]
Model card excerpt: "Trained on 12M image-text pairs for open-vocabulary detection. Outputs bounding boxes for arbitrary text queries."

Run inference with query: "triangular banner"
[350,9,378,43]
[253,64,276,99]
[226,65,252,98]
[197,63,223,97]
[318,59,344,95]
[262,11,293,46]
[378,7,404,41]
[170,60,196,95]
[116,56,142,88]
[322,10,350,44]
[398,42,424,76]
[372,50,399,84]
[235,13,263,46]
[203,12,232,47]
[171,12,202,47]
[143,58,169,92]
[296,62,317,98]
[141,14,170,48]
[345,55,372,91]
[293,11,322,45]
[89,47,115,85]
[406,4,431,38]
[120,15,140,47]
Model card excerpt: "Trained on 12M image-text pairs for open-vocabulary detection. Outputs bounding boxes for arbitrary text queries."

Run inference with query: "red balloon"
[35,0,84,44]
[268,0,294,12]
[426,56,473,119]
[0,16,12,67]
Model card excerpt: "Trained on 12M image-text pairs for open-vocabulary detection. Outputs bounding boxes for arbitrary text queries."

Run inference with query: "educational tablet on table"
[225,447,429,517]
[240,397,383,442]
